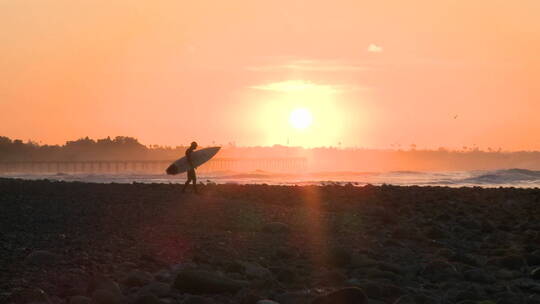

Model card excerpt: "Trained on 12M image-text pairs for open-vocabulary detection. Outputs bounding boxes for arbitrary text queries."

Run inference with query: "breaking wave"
[461,168,540,185]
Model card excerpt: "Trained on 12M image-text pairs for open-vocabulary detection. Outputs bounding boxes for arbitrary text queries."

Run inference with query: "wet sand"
[1,178,540,304]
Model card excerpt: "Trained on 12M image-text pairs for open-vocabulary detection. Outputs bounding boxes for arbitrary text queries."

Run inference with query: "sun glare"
[289,108,313,130]
[252,79,357,147]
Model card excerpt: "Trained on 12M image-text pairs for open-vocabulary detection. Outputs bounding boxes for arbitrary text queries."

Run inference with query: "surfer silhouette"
[182,141,198,193]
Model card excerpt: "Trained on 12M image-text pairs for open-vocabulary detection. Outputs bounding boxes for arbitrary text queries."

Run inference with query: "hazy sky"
[1,0,539,149]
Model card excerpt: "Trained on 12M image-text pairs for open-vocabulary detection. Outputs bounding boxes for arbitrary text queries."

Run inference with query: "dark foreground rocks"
[1,178,540,303]
[173,269,249,294]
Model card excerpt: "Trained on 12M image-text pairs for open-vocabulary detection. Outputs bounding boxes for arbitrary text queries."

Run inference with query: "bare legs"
[182,171,198,193]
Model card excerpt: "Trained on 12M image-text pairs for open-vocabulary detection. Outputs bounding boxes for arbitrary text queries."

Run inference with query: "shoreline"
[1,178,540,303]
[3,169,540,189]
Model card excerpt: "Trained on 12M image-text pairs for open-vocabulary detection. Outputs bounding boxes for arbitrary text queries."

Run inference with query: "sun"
[289,108,313,130]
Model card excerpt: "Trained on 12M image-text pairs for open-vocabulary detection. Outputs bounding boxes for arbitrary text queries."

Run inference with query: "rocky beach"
[2,178,540,304]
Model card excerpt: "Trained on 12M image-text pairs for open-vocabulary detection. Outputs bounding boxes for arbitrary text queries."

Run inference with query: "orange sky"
[1,0,539,150]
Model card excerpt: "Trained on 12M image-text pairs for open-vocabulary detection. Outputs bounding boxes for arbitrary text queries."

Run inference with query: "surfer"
[182,141,198,193]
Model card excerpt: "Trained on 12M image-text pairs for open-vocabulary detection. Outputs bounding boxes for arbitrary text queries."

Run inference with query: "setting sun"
[289,108,313,130]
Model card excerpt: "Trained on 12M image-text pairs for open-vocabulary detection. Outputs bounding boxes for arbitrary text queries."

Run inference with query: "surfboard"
[166,146,221,175]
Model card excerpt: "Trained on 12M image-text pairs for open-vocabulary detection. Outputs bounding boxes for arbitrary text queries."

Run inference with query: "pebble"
[488,255,525,270]
[91,289,123,304]
[138,281,171,297]
[421,261,460,281]
[239,261,272,279]
[464,269,496,284]
[133,293,161,304]
[69,295,92,304]
[311,287,368,304]
[274,290,313,304]
[262,222,290,233]
[173,269,249,294]
[325,247,352,267]
[24,250,61,266]
[87,276,122,295]
[257,300,281,304]
[9,288,49,304]
[532,267,540,280]
[183,295,215,304]
[123,269,154,287]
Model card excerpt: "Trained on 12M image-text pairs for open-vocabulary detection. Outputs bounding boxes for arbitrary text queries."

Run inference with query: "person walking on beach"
[182,141,198,193]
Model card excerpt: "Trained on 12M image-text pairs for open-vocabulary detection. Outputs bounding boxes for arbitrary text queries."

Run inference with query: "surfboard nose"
[166,164,179,175]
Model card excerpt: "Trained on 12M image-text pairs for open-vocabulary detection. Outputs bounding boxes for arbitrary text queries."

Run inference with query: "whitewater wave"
[461,168,540,185]
[1,168,539,188]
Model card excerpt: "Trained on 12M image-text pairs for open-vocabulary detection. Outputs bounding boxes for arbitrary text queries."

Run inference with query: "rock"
[451,285,482,302]
[154,270,173,282]
[173,269,249,294]
[380,284,404,300]
[138,281,170,297]
[274,247,297,260]
[452,253,480,267]
[495,269,521,280]
[488,255,525,270]
[235,288,263,304]
[426,227,447,239]
[57,274,87,297]
[481,221,496,233]
[311,287,367,304]
[464,269,496,284]
[257,300,281,304]
[9,288,49,304]
[87,276,122,295]
[316,269,347,285]
[69,296,92,304]
[275,267,297,284]
[24,250,60,266]
[239,261,272,279]
[376,262,403,275]
[133,293,161,304]
[494,291,524,304]
[393,295,416,304]
[123,269,153,287]
[500,255,525,269]
[532,267,540,280]
[325,247,352,267]
[225,261,245,273]
[350,254,377,268]
[528,255,540,267]
[358,268,400,281]
[183,295,215,304]
[91,289,123,304]
[359,282,403,301]
[274,291,313,304]
[262,222,290,233]
[360,281,383,299]
[421,261,460,281]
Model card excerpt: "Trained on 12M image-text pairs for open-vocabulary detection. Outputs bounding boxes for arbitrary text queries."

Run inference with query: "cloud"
[246,59,371,72]
[367,43,383,53]
[249,80,363,93]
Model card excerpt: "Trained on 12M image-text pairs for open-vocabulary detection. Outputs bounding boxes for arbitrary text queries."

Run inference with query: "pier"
[0,158,307,174]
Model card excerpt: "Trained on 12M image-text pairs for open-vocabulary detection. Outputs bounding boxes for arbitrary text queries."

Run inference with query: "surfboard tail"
[166,164,179,175]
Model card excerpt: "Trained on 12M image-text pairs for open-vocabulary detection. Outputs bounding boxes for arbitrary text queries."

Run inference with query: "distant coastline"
[2,135,540,172]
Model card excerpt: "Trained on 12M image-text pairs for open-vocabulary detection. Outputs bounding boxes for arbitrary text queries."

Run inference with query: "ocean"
[2,168,540,188]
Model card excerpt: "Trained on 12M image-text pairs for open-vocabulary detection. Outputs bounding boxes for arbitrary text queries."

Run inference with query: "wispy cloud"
[367,43,383,53]
[249,80,364,93]
[246,59,371,72]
